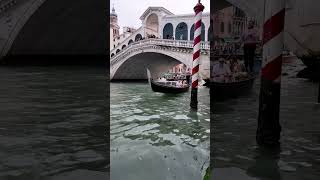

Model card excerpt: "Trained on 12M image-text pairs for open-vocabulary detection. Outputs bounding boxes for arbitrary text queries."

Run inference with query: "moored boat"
[208,73,256,100]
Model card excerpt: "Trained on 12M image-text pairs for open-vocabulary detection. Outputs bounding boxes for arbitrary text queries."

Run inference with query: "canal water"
[0,66,108,180]
[212,58,320,180]
[110,82,210,180]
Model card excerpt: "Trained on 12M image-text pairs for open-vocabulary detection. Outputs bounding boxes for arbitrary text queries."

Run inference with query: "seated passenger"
[212,58,232,82]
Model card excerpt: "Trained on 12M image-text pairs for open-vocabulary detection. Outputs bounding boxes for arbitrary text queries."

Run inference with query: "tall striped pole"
[318,77,320,103]
[190,0,204,109]
[257,0,286,147]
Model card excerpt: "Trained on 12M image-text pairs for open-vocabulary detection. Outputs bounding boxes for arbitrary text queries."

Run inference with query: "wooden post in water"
[257,0,286,147]
[318,81,320,103]
[190,0,204,109]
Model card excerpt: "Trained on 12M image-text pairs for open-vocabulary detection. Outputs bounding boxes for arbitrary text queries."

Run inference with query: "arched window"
[111,53,115,57]
[208,25,213,41]
[190,22,206,41]
[163,23,173,39]
[175,22,188,40]
[135,34,142,41]
[122,45,126,49]
[128,39,133,45]
[220,22,224,33]
[116,49,120,54]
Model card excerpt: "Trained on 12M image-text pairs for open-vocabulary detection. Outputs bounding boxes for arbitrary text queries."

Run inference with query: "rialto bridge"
[110,38,210,80]
[110,7,211,81]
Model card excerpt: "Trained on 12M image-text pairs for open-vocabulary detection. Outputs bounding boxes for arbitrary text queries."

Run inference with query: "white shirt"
[212,63,231,82]
[242,28,258,45]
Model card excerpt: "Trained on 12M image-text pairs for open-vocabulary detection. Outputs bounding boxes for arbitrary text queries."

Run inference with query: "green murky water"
[110,82,210,180]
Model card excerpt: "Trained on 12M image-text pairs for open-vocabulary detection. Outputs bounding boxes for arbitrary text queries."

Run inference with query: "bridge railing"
[110,27,143,55]
[110,39,210,60]
[111,44,157,66]
[0,0,16,15]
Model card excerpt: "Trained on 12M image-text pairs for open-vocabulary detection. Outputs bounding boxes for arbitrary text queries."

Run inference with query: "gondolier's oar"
[146,68,151,85]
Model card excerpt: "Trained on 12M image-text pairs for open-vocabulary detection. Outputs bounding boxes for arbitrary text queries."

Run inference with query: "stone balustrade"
[110,39,210,60]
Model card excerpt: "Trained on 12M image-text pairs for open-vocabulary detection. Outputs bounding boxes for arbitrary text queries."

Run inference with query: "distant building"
[110,6,120,49]
[110,6,210,53]
[109,6,136,51]
[213,6,260,41]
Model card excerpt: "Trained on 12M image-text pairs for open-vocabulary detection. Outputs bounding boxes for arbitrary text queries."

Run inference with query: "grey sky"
[110,0,210,33]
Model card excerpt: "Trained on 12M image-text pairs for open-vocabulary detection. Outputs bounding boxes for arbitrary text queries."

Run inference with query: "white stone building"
[110,6,211,57]
[110,7,136,50]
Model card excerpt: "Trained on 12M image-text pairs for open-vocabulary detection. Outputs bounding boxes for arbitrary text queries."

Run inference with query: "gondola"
[207,73,256,100]
[147,69,190,94]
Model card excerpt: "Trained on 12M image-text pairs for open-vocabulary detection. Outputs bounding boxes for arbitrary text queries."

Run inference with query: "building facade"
[109,7,136,50]
[110,6,211,53]
[213,6,260,40]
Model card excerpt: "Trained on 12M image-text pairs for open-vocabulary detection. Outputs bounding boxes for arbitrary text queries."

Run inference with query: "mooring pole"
[190,0,204,109]
[318,81,320,103]
[257,0,286,147]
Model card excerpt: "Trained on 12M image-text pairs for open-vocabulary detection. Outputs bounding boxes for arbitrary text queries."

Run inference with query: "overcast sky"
[110,0,210,33]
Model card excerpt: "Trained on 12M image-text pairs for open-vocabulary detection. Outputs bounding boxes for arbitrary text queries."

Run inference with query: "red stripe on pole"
[263,9,285,45]
[195,10,201,15]
[192,80,198,88]
[193,36,201,46]
[193,50,200,60]
[261,55,282,81]
[195,20,201,30]
[191,1,204,92]
[192,65,199,74]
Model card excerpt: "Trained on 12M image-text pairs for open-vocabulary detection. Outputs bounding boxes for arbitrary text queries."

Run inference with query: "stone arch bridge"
[0,0,106,61]
[110,39,210,81]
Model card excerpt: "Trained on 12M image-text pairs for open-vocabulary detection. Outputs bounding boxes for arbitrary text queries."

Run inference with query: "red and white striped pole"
[257,0,286,146]
[190,0,204,109]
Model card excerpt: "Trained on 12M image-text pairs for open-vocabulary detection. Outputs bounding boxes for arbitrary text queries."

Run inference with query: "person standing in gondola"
[241,20,259,73]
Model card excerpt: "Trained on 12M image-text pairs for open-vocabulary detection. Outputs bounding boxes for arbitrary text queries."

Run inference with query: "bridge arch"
[175,22,188,40]
[208,23,213,41]
[135,34,142,41]
[112,51,189,80]
[190,22,206,41]
[2,0,106,59]
[163,23,174,39]
[110,40,210,80]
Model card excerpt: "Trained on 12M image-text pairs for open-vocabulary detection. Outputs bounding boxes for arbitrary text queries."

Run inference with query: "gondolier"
[241,20,259,73]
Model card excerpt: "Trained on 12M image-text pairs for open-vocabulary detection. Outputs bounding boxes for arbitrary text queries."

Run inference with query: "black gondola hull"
[208,76,255,100]
[150,81,189,94]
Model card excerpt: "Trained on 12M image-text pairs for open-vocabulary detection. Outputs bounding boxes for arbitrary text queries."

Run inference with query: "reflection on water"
[212,58,320,179]
[0,67,108,179]
[111,83,210,180]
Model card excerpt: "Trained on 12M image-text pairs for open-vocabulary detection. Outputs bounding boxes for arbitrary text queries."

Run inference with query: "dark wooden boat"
[208,74,256,100]
[300,55,320,70]
[147,69,190,94]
